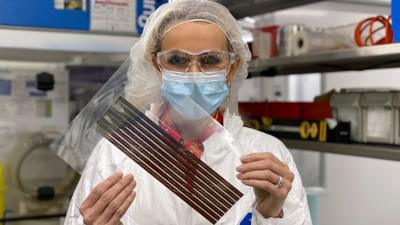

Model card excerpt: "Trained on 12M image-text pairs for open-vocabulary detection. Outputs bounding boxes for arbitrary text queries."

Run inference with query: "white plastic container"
[361,92,394,144]
[330,92,363,142]
[253,30,273,59]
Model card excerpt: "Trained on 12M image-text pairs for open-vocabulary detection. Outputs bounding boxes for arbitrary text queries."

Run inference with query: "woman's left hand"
[236,152,295,219]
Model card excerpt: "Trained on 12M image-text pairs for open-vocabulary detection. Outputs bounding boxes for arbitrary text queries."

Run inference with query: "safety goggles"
[156,50,236,73]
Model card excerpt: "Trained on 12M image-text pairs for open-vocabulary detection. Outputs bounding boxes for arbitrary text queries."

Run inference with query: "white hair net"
[126,0,251,111]
[53,0,251,173]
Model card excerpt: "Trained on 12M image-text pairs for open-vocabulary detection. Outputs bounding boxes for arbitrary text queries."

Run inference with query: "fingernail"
[114,171,123,178]
[236,165,242,172]
[126,174,134,180]
[240,155,250,161]
[236,174,242,180]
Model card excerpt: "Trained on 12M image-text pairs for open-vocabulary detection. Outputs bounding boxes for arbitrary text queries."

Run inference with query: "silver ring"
[275,176,284,189]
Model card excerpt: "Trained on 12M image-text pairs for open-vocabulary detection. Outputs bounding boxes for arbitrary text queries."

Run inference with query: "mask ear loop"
[222,79,232,117]
[225,52,238,104]
[226,69,232,102]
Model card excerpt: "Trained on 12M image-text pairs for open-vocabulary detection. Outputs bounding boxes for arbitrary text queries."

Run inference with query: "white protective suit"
[62,0,312,224]
[65,108,312,225]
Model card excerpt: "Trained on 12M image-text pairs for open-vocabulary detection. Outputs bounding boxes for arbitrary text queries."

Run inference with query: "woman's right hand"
[79,172,136,225]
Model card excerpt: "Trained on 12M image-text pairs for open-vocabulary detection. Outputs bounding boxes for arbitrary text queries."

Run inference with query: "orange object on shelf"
[354,15,393,47]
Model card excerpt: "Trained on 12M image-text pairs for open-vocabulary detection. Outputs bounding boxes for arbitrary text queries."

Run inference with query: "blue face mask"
[161,71,229,120]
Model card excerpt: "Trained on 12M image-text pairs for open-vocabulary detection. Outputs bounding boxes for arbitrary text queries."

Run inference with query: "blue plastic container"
[394,0,400,42]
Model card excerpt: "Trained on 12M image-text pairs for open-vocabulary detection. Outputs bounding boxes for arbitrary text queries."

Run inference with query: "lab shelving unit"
[247,45,400,162]
[217,1,400,162]
[247,45,400,161]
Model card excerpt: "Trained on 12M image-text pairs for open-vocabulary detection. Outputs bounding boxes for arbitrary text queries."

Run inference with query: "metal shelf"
[249,44,400,76]
[0,47,128,66]
[281,139,400,161]
[0,28,136,66]
[0,25,140,37]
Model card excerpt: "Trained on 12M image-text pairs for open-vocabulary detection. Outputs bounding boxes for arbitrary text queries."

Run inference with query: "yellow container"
[0,161,8,222]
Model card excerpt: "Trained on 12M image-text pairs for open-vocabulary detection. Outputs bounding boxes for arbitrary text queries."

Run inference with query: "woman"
[64,0,312,224]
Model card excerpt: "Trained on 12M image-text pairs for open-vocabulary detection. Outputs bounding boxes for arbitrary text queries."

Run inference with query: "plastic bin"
[361,92,394,144]
[238,102,270,118]
[302,102,333,120]
[270,102,302,120]
[330,92,363,142]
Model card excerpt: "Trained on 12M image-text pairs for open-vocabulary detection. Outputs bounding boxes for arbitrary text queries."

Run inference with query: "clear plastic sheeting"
[52,60,131,173]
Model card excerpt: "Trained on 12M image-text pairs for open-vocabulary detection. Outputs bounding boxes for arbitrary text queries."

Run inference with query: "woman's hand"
[236,153,294,219]
[79,172,137,225]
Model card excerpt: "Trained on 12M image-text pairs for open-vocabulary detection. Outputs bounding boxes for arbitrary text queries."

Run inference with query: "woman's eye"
[201,54,221,65]
[167,54,189,65]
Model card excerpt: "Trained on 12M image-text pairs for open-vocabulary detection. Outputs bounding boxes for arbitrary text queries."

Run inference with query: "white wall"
[321,68,400,225]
